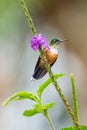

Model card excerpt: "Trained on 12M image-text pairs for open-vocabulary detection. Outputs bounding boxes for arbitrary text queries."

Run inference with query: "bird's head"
[50,38,68,48]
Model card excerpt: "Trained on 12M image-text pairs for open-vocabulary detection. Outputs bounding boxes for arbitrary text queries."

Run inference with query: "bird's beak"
[59,39,69,44]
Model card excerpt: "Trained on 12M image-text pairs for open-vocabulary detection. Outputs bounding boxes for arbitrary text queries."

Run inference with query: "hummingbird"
[31,38,67,80]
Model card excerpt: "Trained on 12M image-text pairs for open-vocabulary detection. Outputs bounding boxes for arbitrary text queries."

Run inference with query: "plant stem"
[70,73,78,121]
[45,111,55,130]
[39,47,81,130]
[19,0,36,35]
[19,0,81,130]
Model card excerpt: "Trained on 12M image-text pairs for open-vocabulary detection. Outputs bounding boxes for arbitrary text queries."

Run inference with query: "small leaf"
[23,109,39,117]
[61,125,87,130]
[23,102,54,117]
[45,102,54,109]
[70,73,78,119]
[25,102,55,116]
[3,91,39,106]
[33,104,46,113]
[23,104,45,117]
[37,73,64,98]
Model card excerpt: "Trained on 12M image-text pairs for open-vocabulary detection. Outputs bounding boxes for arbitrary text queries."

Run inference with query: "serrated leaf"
[61,125,87,130]
[37,73,64,98]
[3,91,39,106]
[23,109,39,117]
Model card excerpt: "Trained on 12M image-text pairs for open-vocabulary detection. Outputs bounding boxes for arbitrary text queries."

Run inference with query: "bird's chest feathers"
[43,48,58,65]
[50,48,58,54]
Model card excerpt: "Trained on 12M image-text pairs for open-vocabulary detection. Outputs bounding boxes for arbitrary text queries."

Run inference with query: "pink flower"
[30,33,49,51]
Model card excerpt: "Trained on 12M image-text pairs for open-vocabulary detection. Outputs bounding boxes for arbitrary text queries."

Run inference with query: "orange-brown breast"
[39,48,58,68]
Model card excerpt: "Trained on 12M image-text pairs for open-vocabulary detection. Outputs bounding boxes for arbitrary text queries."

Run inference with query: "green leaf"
[30,102,54,115]
[23,102,54,117]
[70,73,78,119]
[61,125,87,130]
[34,102,54,111]
[23,104,44,117]
[3,91,39,106]
[37,73,64,98]
[45,102,55,109]
[23,108,39,117]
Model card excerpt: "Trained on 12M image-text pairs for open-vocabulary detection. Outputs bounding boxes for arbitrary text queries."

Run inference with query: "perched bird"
[31,39,67,80]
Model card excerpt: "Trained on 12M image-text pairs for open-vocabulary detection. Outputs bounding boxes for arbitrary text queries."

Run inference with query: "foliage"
[3,74,63,118]
[61,126,87,130]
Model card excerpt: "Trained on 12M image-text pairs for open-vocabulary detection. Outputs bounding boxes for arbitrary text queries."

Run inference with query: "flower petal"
[30,33,50,51]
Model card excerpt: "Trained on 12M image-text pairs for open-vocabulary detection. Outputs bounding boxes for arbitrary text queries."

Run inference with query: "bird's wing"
[32,48,58,80]
[32,56,47,80]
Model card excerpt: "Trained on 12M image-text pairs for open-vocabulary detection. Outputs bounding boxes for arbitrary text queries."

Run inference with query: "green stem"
[39,47,81,130]
[45,111,55,130]
[18,0,81,130]
[70,73,78,121]
[19,0,36,35]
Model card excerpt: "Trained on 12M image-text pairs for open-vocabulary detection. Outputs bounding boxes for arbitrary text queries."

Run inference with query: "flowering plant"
[2,0,87,130]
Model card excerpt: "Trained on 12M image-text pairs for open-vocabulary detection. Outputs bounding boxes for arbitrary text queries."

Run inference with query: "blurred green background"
[0,0,87,130]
